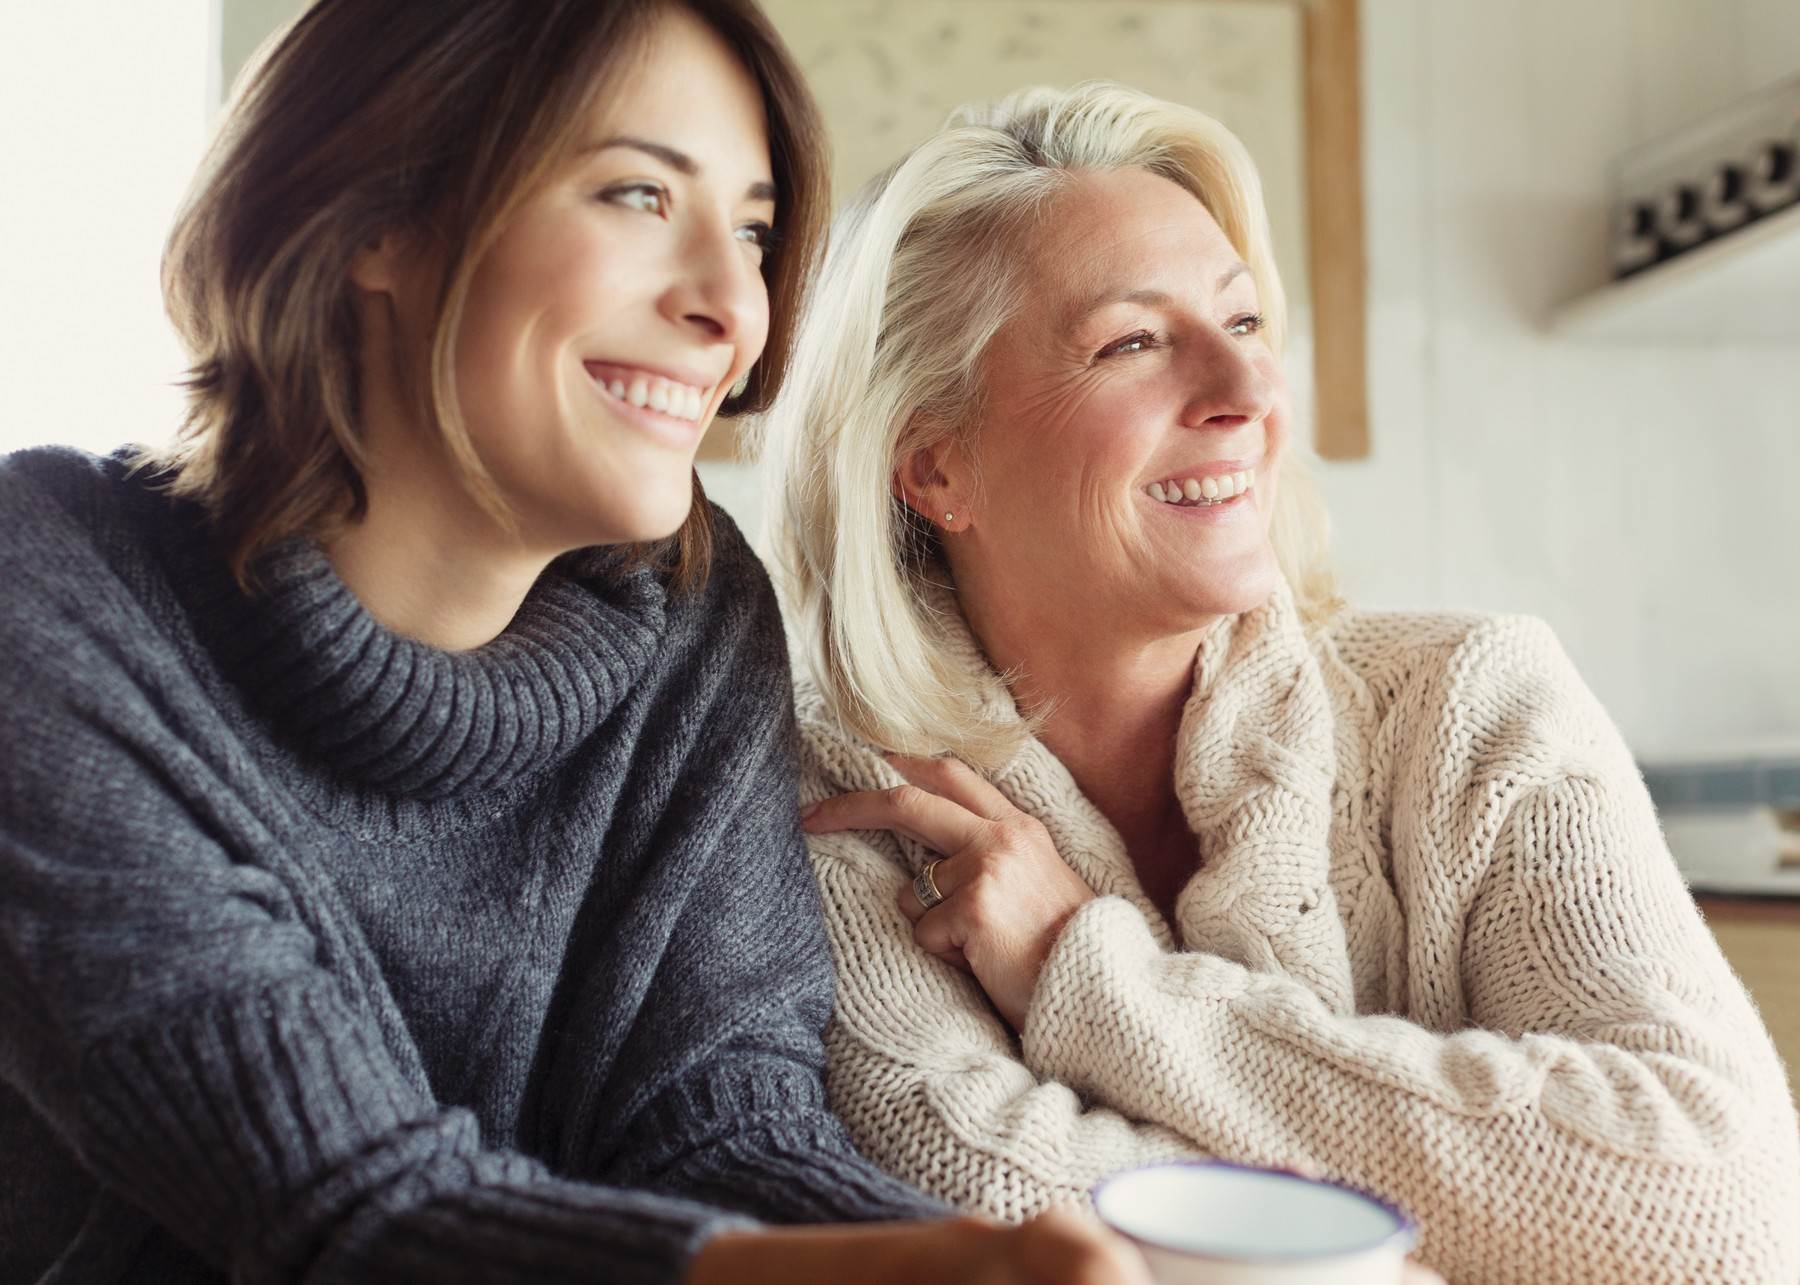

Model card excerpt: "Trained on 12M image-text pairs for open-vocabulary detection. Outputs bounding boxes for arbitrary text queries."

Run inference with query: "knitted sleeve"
[1018,617,1800,1284]
[0,622,750,1284]
[805,828,1209,1222]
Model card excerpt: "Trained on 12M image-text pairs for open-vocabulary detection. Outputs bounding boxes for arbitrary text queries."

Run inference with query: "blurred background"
[3,2,1796,1061]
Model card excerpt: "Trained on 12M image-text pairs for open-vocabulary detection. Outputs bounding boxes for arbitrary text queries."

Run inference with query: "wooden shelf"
[1550,201,1800,342]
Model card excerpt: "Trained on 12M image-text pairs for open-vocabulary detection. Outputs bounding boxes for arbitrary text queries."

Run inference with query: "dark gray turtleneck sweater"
[0,447,940,1284]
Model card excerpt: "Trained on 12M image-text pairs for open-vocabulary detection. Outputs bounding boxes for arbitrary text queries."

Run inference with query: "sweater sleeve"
[805,830,1211,1224]
[0,645,749,1284]
[1016,619,1800,1285]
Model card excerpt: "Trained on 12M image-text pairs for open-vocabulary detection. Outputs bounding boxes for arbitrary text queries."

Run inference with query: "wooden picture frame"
[706,0,1369,461]
[1296,0,1368,460]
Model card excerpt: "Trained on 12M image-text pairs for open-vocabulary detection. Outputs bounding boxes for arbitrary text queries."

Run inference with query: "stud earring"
[944,512,955,524]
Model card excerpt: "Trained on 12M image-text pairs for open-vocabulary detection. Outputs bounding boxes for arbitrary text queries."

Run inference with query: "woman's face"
[944,168,1288,641]
[449,8,776,550]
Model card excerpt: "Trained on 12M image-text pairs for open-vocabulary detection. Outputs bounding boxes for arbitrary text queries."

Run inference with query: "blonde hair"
[757,81,1340,769]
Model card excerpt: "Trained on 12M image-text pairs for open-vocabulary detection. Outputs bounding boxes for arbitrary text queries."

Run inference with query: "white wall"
[708,0,1800,759]
[1337,0,1800,757]
[0,3,214,458]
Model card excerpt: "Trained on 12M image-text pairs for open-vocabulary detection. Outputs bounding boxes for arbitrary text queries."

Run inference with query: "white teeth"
[1148,469,1260,507]
[593,368,710,420]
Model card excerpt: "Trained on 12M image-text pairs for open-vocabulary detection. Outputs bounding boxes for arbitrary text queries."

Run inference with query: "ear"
[892,429,977,534]
[347,230,413,297]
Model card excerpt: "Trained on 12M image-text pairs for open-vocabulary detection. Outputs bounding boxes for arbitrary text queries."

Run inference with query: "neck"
[326,387,552,653]
[956,569,1213,849]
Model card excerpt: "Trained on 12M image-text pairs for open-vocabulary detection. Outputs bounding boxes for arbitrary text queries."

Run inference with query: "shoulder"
[1324,606,1631,807]
[0,446,172,641]
[0,445,134,548]
[589,500,791,714]
[663,500,785,659]
[791,666,895,803]
[0,450,201,802]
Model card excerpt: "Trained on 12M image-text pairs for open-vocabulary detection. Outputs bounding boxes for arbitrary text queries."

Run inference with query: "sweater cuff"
[620,1055,950,1225]
[1021,896,1244,1094]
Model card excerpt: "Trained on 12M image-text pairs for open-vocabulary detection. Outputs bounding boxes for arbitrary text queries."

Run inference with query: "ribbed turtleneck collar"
[165,514,667,801]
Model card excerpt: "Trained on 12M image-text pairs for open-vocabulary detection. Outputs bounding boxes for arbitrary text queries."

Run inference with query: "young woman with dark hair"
[0,3,1146,1282]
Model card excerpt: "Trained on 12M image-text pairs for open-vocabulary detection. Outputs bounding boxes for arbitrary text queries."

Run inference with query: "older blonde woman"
[756,82,1800,1284]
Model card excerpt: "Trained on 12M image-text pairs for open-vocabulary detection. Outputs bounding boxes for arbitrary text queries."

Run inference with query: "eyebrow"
[1067,262,1255,324]
[1217,260,1252,290]
[584,135,777,203]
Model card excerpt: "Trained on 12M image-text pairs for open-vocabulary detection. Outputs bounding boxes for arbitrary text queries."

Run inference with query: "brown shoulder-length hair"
[151,0,826,590]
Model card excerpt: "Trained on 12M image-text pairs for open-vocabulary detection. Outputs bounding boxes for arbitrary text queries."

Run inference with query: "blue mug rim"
[1090,1159,1419,1264]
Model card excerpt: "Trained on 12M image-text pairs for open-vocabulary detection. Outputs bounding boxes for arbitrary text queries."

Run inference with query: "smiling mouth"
[1146,468,1256,508]
[583,362,711,424]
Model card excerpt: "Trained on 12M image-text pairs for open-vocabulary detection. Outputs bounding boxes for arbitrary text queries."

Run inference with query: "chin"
[1184,560,1282,620]
[618,488,697,544]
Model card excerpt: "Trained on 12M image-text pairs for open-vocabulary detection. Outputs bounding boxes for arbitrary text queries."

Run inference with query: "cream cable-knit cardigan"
[795,581,1800,1284]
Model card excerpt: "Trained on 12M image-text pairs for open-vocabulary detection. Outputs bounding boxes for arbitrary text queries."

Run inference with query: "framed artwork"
[712,0,1367,461]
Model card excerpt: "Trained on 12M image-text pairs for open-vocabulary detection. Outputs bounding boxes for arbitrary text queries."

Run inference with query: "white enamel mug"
[1092,1161,1417,1285]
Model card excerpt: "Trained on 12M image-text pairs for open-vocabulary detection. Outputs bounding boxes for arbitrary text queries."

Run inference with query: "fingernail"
[799,804,820,826]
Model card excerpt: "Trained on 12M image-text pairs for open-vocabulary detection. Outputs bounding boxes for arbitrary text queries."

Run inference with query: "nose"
[1177,328,1275,431]
[660,214,768,350]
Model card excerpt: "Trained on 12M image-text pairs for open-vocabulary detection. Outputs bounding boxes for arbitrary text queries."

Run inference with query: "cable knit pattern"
[797,579,1800,1284]
[1173,589,1353,1014]
[0,447,941,1285]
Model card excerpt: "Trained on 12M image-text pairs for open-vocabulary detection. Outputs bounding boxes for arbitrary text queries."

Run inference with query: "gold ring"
[913,859,946,910]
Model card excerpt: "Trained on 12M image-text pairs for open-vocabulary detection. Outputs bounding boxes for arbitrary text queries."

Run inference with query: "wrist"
[684,1217,989,1285]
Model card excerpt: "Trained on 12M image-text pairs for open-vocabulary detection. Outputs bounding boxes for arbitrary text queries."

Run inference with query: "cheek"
[458,216,631,384]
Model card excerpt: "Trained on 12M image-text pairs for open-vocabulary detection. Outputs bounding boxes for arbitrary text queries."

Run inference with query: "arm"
[1016,622,1800,1284]
[0,665,747,1284]
[804,827,1210,1223]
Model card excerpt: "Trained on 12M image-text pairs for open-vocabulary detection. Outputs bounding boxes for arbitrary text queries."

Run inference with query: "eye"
[1098,329,1161,359]
[600,181,669,216]
[736,221,779,259]
[1227,312,1266,338]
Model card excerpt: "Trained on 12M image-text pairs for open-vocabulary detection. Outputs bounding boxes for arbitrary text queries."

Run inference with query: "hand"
[958,1209,1155,1285]
[687,1211,1153,1285]
[802,753,1093,1029]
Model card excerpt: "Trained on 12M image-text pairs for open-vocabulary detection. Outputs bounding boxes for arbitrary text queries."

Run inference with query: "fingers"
[911,900,961,958]
[885,752,1014,822]
[804,782,986,857]
[894,879,966,959]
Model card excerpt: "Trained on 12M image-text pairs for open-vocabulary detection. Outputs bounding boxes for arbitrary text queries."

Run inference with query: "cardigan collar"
[918,576,1356,1014]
